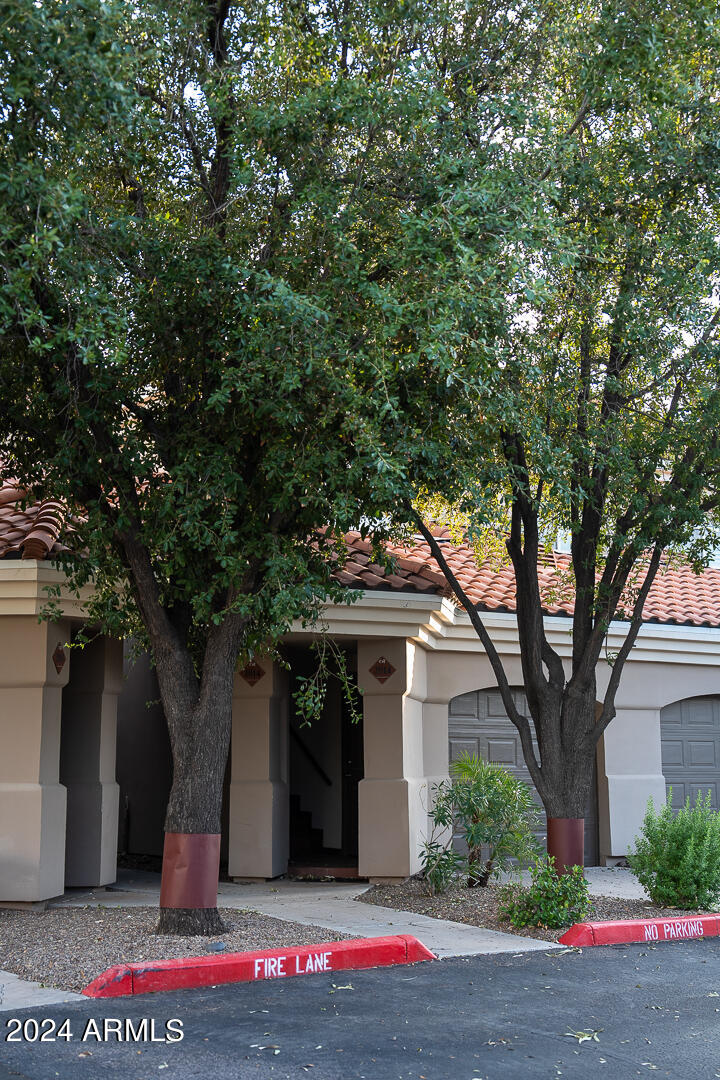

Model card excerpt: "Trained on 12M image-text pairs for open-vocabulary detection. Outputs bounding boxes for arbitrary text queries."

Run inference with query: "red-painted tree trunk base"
[546,817,584,872]
[159,832,221,908]
[560,913,720,947]
[82,935,437,998]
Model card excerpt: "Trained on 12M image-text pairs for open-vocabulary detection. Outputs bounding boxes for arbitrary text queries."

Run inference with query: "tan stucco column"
[358,638,430,881]
[0,617,71,902]
[419,697,451,839]
[597,708,666,861]
[59,636,122,887]
[228,659,289,879]
[422,699,450,787]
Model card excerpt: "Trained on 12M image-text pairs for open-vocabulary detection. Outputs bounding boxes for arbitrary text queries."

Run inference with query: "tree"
[412,1,720,868]
[3,0,704,927]
[0,0,562,929]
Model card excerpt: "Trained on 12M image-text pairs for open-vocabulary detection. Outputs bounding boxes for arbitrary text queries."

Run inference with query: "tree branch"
[500,431,565,695]
[594,544,664,736]
[203,0,234,231]
[539,91,590,181]
[407,507,542,779]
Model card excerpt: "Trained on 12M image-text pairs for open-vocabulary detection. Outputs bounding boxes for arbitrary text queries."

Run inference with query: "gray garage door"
[448,687,599,866]
[661,696,720,810]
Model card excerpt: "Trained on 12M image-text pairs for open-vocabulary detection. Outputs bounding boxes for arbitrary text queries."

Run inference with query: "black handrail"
[290,726,333,787]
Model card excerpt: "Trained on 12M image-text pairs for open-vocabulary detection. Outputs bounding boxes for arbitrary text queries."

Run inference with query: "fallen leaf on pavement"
[563,1029,602,1044]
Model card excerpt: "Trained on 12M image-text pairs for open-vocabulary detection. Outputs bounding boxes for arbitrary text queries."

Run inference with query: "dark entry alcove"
[285,643,364,878]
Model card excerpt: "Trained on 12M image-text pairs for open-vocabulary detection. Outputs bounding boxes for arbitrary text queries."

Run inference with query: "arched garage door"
[661,696,720,810]
[448,686,599,866]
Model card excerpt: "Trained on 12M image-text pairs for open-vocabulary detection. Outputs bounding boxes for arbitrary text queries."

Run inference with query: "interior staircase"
[288,793,364,880]
[289,793,325,859]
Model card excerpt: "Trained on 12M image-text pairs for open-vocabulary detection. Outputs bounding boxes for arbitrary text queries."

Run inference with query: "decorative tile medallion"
[369,656,396,684]
[240,659,266,686]
[52,643,66,674]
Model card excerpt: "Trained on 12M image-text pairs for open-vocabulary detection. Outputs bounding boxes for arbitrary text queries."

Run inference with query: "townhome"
[3,489,720,903]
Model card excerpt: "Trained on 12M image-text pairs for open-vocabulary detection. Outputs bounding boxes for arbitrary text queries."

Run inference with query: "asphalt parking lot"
[2,939,720,1079]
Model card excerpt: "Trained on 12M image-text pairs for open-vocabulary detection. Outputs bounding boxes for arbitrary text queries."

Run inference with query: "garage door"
[448,686,599,866]
[661,696,720,810]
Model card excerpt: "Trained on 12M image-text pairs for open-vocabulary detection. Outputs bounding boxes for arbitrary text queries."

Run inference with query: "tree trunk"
[546,817,585,872]
[468,855,494,888]
[536,720,595,873]
[156,677,234,936]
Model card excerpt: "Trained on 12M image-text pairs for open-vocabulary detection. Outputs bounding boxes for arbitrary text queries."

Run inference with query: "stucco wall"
[423,638,720,862]
[0,617,71,901]
[598,657,720,858]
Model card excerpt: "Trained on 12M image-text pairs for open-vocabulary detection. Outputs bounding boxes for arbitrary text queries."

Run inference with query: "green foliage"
[11,1,717,672]
[628,790,720,910]
[2,0,568,663]
[419,838,465,897]
[292,637,362,728]
[499,857,591,929]
[408,0,720,838]
[4,0,720,855]
[420,754,541,894]
[453,753,543,886]
[0,0,509,667]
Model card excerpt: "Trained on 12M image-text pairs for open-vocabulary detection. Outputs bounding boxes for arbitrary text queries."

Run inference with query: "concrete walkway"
[51,870,559,959]
[1,866,648,1012]
[582,865,647,899]
[0,970,83,1012]
[51,864,648,955]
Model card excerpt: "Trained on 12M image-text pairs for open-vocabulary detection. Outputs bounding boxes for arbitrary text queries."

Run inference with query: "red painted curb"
[83,934,436,998]
[559,913,720,947]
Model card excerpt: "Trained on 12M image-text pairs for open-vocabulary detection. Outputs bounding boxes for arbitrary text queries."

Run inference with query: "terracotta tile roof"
[3,483,719,629]
[0,480,65,560]
[337,528,720,628]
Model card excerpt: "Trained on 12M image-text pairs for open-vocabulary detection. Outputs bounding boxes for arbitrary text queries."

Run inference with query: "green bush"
[498,856,591,929]
[420,753,542,894]
[419,838,464,896]
[628,790,720,910]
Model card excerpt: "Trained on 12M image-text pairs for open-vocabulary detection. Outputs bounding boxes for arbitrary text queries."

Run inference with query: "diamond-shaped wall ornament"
[52,643,66,674]
[240,659,266,686]
[369,656,396,684]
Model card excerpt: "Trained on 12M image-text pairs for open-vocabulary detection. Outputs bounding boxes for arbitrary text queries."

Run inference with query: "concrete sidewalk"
[50,864,647,956]
[0,970,83,1012]
[50,864,647,959]
[51,870,560,959]
[2,866,647,1011]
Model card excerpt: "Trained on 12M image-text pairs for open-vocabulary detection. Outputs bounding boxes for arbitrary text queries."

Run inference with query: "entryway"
[286,645,364,879]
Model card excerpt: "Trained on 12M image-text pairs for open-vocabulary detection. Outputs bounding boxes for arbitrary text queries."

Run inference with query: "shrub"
[419,754,542,894]
[499,856,591,929]
[419,838,464,896]
[628,789,720,910]
[449,753,542,887]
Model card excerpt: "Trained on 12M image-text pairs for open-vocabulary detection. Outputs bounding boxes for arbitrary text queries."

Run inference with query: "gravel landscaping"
[0,907,350,992]
[357,878,712,942]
